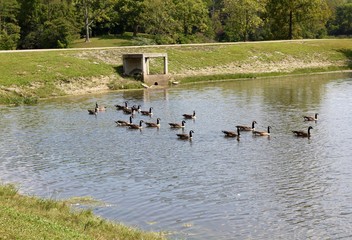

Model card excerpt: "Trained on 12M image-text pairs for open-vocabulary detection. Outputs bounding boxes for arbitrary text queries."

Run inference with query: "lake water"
[1,72,352,239]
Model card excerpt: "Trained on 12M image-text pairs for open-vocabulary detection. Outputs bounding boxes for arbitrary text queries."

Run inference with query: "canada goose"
[177,130,194,140]
[303,113,318,121]
[132,105,141,113]
[88,107,98,115]
[292,126,313,138]
[222,126,240,138]
[183,110,196,119]
[236,121,257,131]
[141,107,153,116]
[115,116,133,126]
[129,120,144,129]
[96,102,106,111]
[115,101,128,110]
[123,106,136,115]
[145,118,161,128]
[253,126,271,136]
[169,120,186,128]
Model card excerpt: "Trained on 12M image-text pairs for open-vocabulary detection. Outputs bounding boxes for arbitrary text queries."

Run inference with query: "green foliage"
[0,0,20,49]
[0,0,350,48]
[142,0,211,44]
[40,18,79,48]
[114,0,144,36]
[174,0,210,35]
[264,0,331,40]
[0,25,20,49]
[16,0,79,49]
[75,0,116,42]
[223,0,266,41]
[42,0,80,48]
[328,3,352,35]
[141,0,180,42]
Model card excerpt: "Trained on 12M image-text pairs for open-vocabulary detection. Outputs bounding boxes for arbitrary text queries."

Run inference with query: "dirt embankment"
[51,57,349,96]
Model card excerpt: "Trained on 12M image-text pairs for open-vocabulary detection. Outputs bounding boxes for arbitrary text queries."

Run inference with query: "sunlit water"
[1,73,352,239]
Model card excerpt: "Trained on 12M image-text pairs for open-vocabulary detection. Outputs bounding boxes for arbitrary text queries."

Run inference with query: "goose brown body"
[123,106,136,115]
[145,118,161,128]
[253,126,271,136]
[116,116,133,126]
[132,105,141,113]
[169,120,186,128]
[115,101,128,110]
[222,127,240,138]
[303,113,318,121]
[177,130,194,140]
[141,107,153,116]
[236,121,257,131]
[292,126,313,137]
[183,110,196,119]
[88,107,98,115]
[129,120,144,129]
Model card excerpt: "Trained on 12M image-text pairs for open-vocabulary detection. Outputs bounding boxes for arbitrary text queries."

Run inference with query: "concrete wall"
[123,55,143,76]
[122,53,169,86]
[144,74,170,86]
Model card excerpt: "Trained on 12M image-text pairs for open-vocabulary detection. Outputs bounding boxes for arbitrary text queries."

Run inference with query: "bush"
[0,23,20,50]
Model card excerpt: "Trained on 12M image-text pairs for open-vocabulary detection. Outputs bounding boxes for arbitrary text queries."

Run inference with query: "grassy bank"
[0,39,351,105]
[70,33,156,48]
[0,184,166,240]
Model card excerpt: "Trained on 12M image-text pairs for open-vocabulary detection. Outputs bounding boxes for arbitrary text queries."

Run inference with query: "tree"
[223,0,266,41]
[75,0,115,42]
[114,0,144,36]
[0,0,20,49]
[0,0,19,32]
[142,0,180,43]
[174,0,209,36]
[17,0,45,48]
[328,3,352,35]
[40,17,78,48]
[17,0,79,49]
[265,0,331,40]
[41,0,79,48]
[205,0,225,41]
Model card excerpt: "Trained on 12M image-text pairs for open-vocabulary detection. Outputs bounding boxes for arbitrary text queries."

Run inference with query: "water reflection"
[1,72,352,239]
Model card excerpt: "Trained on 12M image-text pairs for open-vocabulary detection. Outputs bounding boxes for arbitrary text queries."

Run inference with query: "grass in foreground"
[0,184,166,240]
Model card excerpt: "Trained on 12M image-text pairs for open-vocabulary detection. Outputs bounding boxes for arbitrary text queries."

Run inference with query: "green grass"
[167,40,352,72]
[1,39,352,105]
[0,51,114,86]
[71,33,156,48]
[0,184,166,240]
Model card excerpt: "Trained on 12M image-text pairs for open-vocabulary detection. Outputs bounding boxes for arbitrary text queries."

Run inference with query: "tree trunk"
[133,24,138,37]
[288,10,293,39]
[84,2,90,42]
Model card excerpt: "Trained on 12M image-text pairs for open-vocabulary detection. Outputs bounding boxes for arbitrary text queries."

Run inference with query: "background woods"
[0,0,351,50]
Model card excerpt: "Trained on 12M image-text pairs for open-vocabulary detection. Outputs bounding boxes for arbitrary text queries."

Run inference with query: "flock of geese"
[88,102,317,140]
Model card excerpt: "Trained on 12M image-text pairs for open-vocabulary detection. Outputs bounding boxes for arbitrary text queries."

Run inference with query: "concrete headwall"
[144,74,170,86]
[122,53,169,86]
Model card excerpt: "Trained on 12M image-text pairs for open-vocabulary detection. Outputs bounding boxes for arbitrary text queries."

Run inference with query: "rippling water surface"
[1,73,352,239]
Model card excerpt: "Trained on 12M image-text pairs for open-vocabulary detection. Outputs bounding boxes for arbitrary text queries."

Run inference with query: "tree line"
[0,0,351,50]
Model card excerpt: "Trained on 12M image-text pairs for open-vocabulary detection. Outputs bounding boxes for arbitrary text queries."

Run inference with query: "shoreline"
[1,69,351,106]
[1,39,351,104]
[0,184,166,239]
[48,69,352,98]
